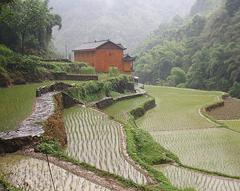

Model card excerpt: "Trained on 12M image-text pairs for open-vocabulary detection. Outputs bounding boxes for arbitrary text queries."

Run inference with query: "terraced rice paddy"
[104,95,152,122]
[156,165,240,191]
[0,155,110,191]
[154,128,240,176]
[64,106,148,184]
[135,86,240,179]
[137,86,221,131]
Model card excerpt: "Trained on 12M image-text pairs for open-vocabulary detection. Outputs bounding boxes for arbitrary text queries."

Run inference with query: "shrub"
[109,67,119,77]
[80,65,96,74]
[177,83,186,88]
[167,67,186,86]
[0,44,13,57]
[130,99,156,119]
[66,75,133,102]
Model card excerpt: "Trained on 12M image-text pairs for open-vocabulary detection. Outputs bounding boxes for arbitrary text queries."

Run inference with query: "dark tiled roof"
[73,40,126,51]
[123,54,136,61]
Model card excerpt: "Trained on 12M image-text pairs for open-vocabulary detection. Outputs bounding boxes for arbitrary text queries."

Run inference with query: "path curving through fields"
[64,106,151,185]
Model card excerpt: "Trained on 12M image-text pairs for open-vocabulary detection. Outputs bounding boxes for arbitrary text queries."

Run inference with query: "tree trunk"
[21,33,25,54]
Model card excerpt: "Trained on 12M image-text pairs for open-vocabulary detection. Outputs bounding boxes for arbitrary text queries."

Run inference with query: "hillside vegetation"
[0,0,61,55]
[0,44,95,87]
[135,0,240,97]
[0,1,96,87]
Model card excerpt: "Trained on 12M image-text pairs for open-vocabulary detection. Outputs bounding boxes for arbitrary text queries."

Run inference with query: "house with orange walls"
[73,40,135,73]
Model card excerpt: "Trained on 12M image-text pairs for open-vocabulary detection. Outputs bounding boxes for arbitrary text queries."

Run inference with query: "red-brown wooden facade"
[73,40,135,73]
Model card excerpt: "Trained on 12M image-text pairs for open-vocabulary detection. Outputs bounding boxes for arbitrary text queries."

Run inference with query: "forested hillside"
[0,0,61,55]
[49,0,196,53]
[135,0,240,97]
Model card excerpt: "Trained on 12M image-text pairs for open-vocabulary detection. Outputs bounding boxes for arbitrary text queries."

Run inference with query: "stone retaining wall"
[114,92,144,102]
[94,97,114,109]
[130,99,156,119]
[36,82,73,97]
[93,90,146,109]
[204,94,229,112]
[53,73,98,81]
[62,92,83,108]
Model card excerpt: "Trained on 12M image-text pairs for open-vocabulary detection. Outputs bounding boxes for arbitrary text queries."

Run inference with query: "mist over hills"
[49,0,196,54]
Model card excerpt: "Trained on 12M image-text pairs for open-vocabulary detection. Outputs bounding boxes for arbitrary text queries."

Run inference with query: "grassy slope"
[137,86,240,177]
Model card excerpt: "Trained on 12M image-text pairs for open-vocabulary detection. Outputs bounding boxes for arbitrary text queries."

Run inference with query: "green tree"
[0,0,61,54]
[167,67,186,86]
[229,82,240,98]
[186,48,209,89]
[226,0,240,16]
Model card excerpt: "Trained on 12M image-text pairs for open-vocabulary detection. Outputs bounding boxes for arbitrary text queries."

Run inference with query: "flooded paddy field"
[64,106,149,184]
[156,165,240,191]
[152,128,240,177]
[0,155,110,191]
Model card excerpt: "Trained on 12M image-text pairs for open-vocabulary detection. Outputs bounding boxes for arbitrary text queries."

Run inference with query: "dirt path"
[22,149,136,191]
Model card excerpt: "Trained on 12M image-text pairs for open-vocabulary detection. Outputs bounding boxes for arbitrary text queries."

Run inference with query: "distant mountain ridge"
[49,0,196,54]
